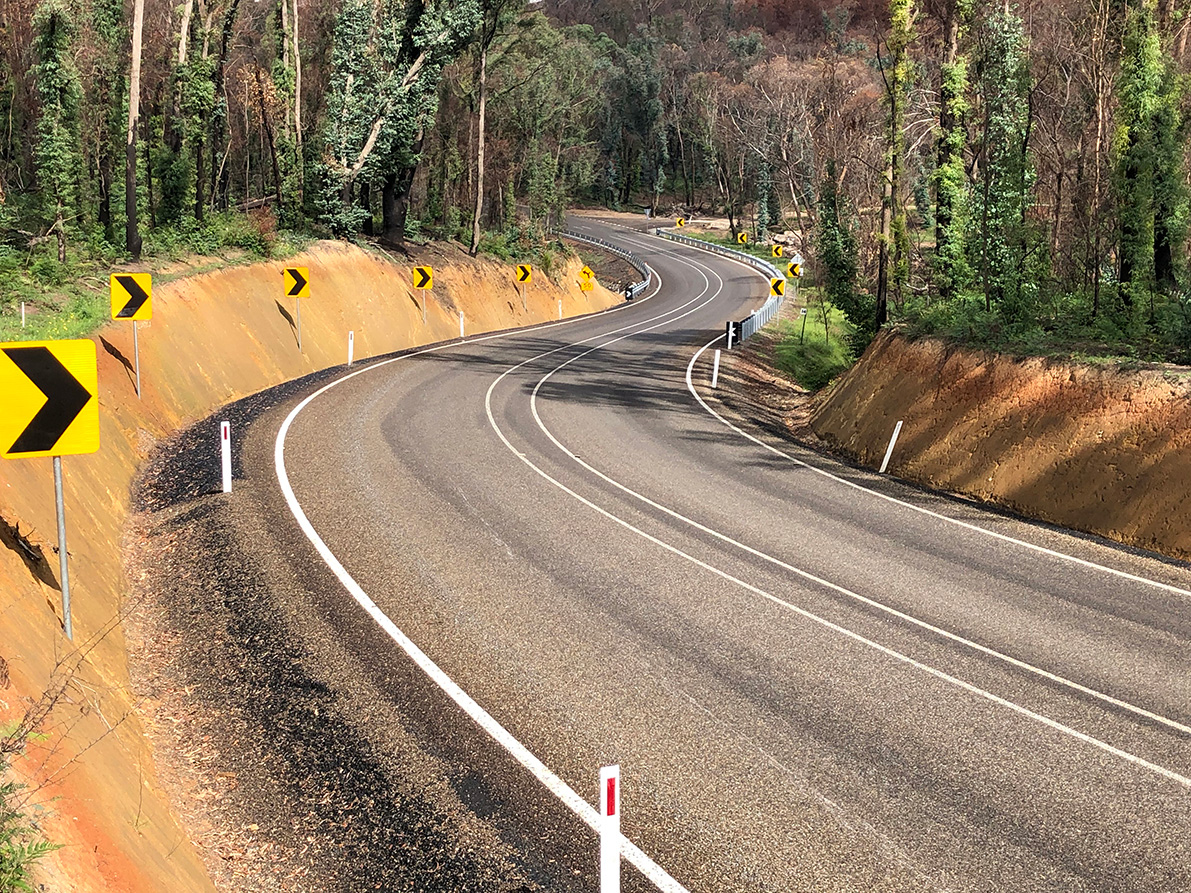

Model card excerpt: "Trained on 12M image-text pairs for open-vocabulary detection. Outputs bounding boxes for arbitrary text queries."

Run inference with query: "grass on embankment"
[0,212,310,344]
[770,290,855,391]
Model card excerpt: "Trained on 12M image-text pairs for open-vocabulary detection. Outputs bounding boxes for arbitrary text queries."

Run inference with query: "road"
[212,219,1191,891]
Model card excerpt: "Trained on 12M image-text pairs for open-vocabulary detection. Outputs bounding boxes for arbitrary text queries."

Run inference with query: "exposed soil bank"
[0,239,619,892]
[809,331,1191,560]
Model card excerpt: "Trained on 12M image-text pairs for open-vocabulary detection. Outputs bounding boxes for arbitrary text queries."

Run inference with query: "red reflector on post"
[606,777,616,816]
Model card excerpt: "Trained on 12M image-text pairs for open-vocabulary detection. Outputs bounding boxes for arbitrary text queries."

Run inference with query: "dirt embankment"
[808,331,1191,559]
[0,239,620,893]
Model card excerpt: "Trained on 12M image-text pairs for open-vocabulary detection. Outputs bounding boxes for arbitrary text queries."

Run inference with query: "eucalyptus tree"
[320,0,481,243]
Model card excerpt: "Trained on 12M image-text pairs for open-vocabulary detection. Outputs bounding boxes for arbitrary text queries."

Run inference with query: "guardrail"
[655,229,788,342]
[554,229,653,299]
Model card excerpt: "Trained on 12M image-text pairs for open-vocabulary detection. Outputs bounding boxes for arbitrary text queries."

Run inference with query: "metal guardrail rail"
[554,229,653,299]
[656,229,788,342]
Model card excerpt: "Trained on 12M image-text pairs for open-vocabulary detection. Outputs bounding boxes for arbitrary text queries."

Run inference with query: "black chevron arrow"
[286,268,308,296]
[114,275,150,318]
[4,347,93,455]
[414,267,432,288]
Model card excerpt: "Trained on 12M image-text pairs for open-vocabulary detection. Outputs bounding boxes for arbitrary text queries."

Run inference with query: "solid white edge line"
[274,270,689,893]
[504,241,1191,786]
[637,229,1191,602]
[522,315,1191,737]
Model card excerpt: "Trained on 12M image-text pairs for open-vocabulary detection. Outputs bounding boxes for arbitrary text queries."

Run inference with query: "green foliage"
[773,301,854,390]
[934,50,971,299]
[817,160,871,355]
[32,0,83,229]
[0,772,57,893]
[969,6,1035,315]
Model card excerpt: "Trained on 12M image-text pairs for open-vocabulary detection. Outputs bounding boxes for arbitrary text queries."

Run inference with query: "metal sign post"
[1,339,99,640]
[53,456,71,640]
[283,267,311,351]
[111,273,152,398]
[132,320,141,397]
[413,267,433,324]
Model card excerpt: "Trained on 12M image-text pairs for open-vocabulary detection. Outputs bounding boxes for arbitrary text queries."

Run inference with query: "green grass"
[0,212,311,344]
[771,296,855,390]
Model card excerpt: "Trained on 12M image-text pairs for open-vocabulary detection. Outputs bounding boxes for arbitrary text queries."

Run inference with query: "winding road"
[212,219,1191,891]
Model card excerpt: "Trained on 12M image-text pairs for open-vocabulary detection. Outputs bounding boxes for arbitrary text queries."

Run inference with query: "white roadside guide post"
[600,764,621,893]
[725,320,734,350]
[711,348,721,389]
[558,300,562,320]
[879,420,904,474]
[459,311,465,338]
[348,331,354,366]
[221,421,232,493]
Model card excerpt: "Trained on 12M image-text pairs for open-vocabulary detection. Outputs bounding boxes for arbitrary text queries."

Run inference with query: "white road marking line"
[485,237,1191,787]
[505,246,1191,738]
[646,230,1191,601]
[275,269,691,893]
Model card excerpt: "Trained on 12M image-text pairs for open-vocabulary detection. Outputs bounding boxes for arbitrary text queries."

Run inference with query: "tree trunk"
[292,0,304,208]
[361,179,373,235]
[876,165,891,326]
[254,66,284,212]
[126,0,145,259]
[383,130,424,247]
[935,0,961,301]
[469,43,487,255]
[210,0,241,211]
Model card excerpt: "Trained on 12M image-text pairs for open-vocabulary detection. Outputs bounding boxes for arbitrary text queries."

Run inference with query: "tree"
[32,0,82,262]
[875,0,914,328]
[125,0,145,259]
[970,5,1034,316]
[818,158,870,352]
[933,0,971,302]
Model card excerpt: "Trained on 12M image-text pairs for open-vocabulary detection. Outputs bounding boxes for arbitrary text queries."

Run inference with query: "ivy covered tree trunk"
[125,0,144,259]
[934,0,970,302]
[876,0,914,328]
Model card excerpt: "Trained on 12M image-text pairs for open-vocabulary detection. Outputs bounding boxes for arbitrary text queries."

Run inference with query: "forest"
[2,0,1189,359]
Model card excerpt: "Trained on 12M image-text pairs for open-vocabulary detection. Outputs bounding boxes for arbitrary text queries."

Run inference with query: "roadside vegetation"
[0,768,56,893]
[772,294,855,391]
[0,0,1186,364]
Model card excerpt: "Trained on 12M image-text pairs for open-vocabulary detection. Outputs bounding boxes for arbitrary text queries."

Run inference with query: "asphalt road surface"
[201,219,1191,891]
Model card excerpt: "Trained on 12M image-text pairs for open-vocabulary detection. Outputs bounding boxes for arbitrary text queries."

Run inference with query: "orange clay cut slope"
[810,330,1191,559]
[0,239,621,893]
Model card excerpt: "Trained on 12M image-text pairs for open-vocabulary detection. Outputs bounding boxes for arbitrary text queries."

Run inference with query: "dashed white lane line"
[622,229,1191,603]
[495,239,1191,788]
[276,269,693,893]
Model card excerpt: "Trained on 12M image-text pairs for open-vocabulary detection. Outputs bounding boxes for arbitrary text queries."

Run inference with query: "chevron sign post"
[0,339,99,641]
[111,273,151,398]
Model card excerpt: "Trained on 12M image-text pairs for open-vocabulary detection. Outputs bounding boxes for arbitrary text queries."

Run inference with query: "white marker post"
[558,300,563,320]
[348,331,354,366]
[725,321,734,350]
[459,311,465,339]
[879,420,904,474]
[221,421,232,493]
[711,349,721,389]
[20,302,25,328]
[600,765,621,893]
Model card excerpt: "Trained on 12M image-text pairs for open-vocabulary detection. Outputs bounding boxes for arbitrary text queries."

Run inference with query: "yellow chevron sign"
[517,264,532,284]
[283,267,310,298]
[788,261,802,278]
[676,217,687,227]
[0,340,99,459]
[413,266,433,289]
[770,278,785,297]
[771,245,784,258]
[737,232,748,245]
[111,273,152,321]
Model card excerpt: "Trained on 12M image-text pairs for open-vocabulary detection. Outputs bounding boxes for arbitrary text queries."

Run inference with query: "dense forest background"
[2,0,1190,358]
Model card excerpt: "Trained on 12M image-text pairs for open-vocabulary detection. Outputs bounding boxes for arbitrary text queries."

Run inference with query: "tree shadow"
[0,514,60,590]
